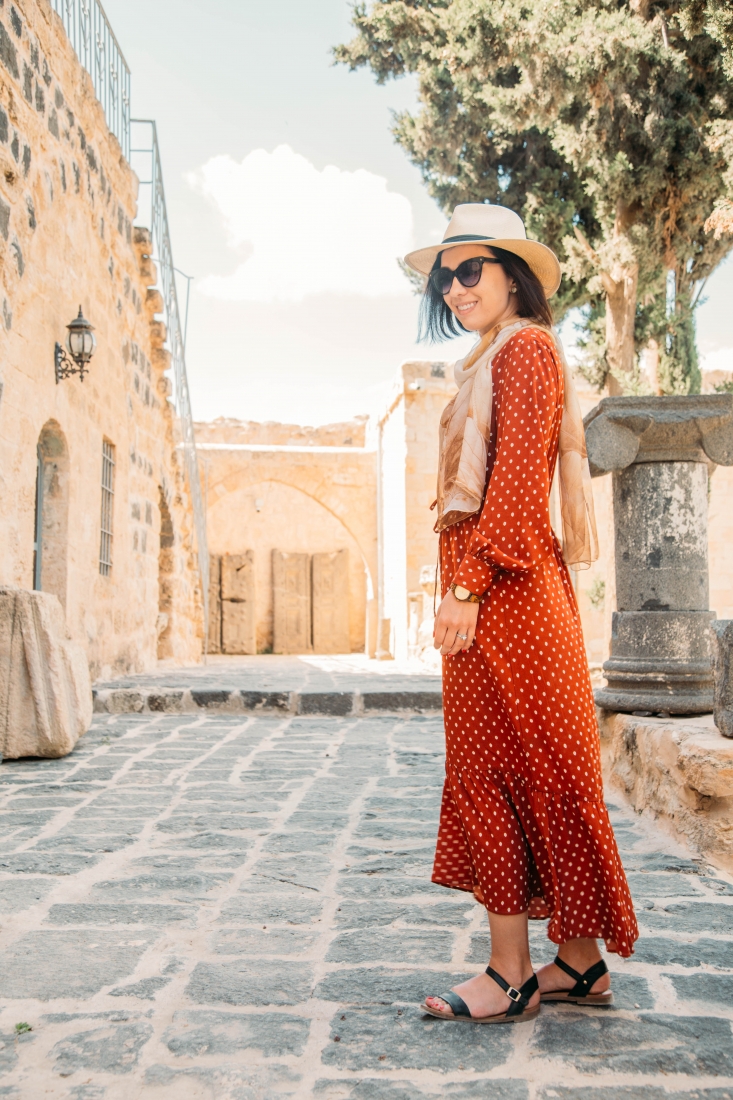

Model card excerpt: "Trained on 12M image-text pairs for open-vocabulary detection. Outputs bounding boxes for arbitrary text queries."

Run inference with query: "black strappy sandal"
[540,956,613,1005]
[421,965,540,1024]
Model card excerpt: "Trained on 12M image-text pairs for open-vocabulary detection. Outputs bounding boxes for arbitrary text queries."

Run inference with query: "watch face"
[454,586,470,600]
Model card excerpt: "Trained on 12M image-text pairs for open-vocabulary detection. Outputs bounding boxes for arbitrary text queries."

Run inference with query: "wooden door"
[221,551,256,654]
[273,550,311,654]
[312,549,350,654]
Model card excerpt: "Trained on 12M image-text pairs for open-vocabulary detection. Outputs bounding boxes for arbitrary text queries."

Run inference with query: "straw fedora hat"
[404,203,562,297]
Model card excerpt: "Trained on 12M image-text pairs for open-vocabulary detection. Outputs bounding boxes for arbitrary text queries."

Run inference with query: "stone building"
[0,0,202,679]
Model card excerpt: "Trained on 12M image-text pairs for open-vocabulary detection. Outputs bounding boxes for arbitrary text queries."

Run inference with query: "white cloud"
[701,346,733,373]
[189,145,414,302]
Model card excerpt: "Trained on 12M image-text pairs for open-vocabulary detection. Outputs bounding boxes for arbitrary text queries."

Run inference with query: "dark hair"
[417,245,554,343]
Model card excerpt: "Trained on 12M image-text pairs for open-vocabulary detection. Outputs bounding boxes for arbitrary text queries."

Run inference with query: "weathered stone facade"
[0,0,201,679]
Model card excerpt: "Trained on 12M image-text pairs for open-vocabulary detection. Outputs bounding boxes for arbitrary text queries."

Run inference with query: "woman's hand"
[433,590,480,656]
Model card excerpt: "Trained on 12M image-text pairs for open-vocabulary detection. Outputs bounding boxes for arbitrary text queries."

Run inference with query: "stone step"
[92,685,443,716]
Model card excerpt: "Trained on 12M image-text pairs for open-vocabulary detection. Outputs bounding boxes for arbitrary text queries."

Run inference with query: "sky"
[104,0,733,426]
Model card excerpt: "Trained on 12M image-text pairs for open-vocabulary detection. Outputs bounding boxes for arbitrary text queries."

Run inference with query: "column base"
[594,610,715,716]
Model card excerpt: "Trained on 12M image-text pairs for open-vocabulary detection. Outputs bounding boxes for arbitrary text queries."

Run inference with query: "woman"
[403,204,638,1025]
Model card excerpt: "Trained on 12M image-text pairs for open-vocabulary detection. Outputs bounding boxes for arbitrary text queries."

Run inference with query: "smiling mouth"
[456,301,477,313]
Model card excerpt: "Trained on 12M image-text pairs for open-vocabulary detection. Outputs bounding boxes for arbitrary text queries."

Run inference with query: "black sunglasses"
[429,256,501,297]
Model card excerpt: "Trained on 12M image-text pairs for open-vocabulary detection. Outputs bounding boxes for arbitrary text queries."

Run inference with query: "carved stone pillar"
[584,394,733,715]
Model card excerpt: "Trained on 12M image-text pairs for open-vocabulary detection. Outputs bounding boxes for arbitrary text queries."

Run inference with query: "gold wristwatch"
[450,583,482,604]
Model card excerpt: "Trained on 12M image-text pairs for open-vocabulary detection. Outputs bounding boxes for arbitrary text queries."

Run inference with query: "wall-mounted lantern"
[55,306,97,384]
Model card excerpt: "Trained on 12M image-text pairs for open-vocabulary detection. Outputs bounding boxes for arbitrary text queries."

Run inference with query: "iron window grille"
[99,440,115,576]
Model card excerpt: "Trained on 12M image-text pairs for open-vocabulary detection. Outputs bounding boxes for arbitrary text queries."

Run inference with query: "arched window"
[33,421,70,607]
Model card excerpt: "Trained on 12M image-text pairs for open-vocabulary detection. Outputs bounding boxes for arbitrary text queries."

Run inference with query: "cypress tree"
[336,1,733,393]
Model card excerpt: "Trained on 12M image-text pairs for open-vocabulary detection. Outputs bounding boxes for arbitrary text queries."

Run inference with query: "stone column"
[584,394,733,715]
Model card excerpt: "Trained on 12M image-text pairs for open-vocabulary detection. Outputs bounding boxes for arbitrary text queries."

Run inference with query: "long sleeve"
[451,329,562,597]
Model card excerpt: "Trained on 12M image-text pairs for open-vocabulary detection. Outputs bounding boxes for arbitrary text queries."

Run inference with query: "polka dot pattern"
[433,328,639,958]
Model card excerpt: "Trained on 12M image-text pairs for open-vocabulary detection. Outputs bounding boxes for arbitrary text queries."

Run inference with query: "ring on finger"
[456,632,468,641]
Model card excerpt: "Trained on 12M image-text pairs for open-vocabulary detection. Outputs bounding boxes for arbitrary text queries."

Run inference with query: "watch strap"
[450,583,482,604]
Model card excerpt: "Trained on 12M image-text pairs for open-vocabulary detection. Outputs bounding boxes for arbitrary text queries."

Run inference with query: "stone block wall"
[0,0,201,677]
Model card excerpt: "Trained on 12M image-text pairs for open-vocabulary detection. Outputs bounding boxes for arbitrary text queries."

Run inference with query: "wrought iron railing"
[131,119,209,645]
[50,0,130,159]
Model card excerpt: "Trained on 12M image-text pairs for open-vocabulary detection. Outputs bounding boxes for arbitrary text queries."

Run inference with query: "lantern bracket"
[54,342,88,383]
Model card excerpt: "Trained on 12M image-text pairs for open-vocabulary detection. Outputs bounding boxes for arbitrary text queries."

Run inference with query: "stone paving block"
[0,852,101,875]
[51,1020,153,1075]
[530,1012,733,1076]
[0,930,156,999]
[263,830,339,853]
[45,903,195,925]
[162,1009,310,1057]
[633,937,733,968]
[109,976,171,999]
[252,856,333,888]
[185,959,314,1006]
[622,853,705,874]
[338,872,447,900]
[147,690,185,712]
[313,1080,528,1100]
[32,834,137,853]
[90,872,233,901]
[314,967,471,1005]
[321,1005,513,1072]
[701,876,733,896]
[163,831,253,852]
[143,1062,301,1095]
[218,891,324,925]
[605,973,654,1009]
[362,690,443,712]
[0,877,54,912]
[239,689,292,711]
[287,811,350,830]
[626,871,705,897]
[333,899,473,929]
[326,928,455,965]
[298,691,354,716]
[668,972,733,1005]
[637,901,733,933]
[210,927,320,955]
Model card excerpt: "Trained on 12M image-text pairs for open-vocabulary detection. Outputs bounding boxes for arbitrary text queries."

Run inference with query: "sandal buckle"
[506,986,522,1003]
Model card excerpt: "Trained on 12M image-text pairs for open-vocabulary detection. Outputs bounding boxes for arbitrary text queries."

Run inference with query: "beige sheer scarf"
[434,318,598,570]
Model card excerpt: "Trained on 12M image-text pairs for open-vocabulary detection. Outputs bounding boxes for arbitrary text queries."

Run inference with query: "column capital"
[583,394,733,477]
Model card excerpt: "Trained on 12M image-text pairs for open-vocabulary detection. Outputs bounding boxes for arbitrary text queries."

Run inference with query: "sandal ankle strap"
[553,955,608,998]
[485,965,539,1017]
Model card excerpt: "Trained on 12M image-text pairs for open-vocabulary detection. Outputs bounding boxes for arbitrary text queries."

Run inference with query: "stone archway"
[34,421,70,608]
[207,480,371,654]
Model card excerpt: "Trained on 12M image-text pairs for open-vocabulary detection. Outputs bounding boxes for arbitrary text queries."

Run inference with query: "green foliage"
[14,1022,32,1034]
[336,0,733,389]
[397,257,426,295]
[587,577,606,611]
[714,378,733,393]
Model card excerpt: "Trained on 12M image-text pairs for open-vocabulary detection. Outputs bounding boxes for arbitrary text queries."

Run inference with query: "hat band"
[441,233,495,244]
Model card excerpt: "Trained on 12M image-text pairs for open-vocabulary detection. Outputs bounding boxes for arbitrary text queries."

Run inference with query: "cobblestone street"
[1,710,733,1099]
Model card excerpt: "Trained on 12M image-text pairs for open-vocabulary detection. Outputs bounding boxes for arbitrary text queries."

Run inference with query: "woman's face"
[439,244,518,335]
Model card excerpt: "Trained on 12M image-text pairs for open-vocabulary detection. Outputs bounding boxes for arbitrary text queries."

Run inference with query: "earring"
[510,286,517,294]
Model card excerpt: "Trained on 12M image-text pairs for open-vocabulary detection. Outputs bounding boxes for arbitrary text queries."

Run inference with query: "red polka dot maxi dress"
[434,327,638,957]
